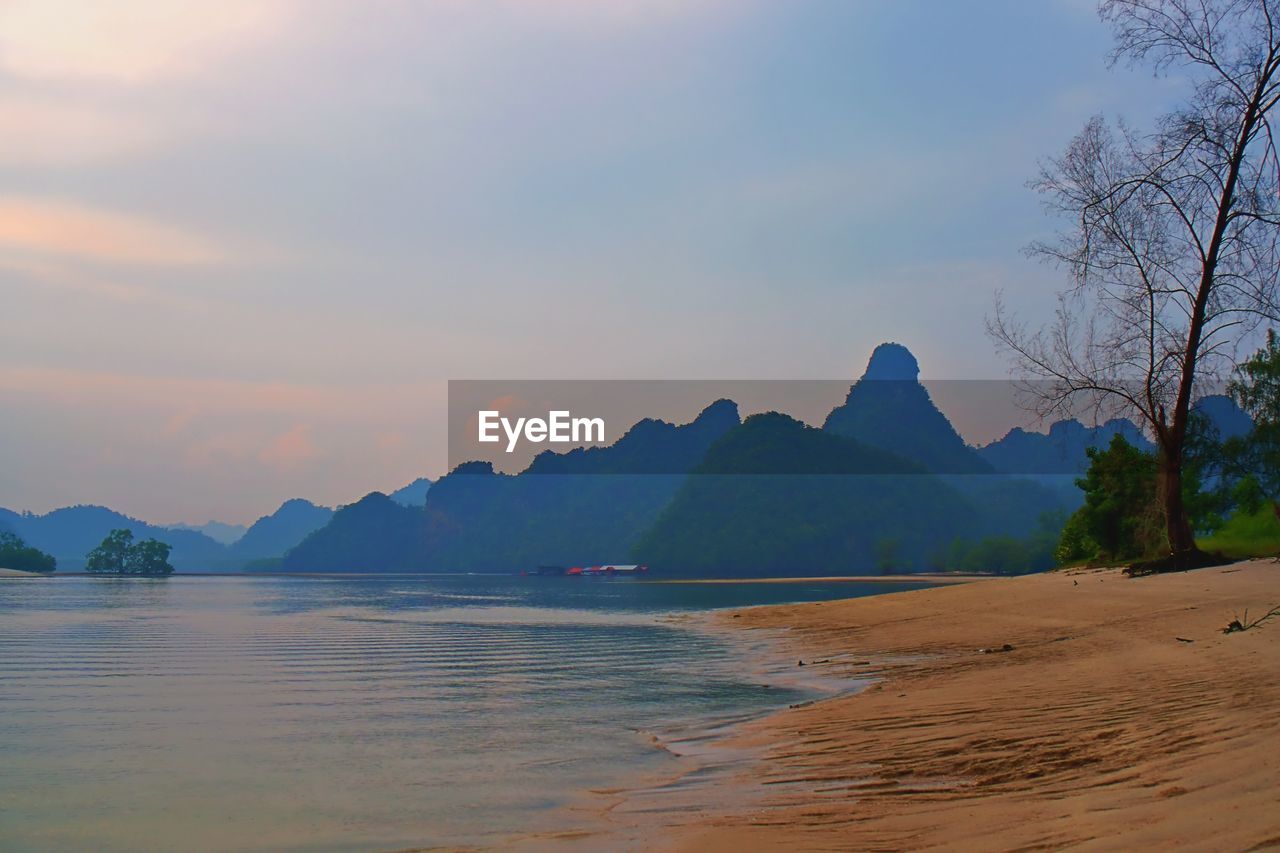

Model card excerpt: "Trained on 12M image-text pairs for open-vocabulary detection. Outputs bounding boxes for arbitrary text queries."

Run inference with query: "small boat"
[526,565,649,577]
[581,565,648,576]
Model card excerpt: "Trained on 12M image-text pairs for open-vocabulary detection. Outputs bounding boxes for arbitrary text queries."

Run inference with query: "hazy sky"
[0,0,1177,525]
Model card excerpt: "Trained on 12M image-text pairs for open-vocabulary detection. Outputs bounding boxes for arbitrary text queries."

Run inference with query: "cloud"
[0,95,164,167]
[183,431,260,472]
[0,366,355,412]
[0,255,151,301]
[376,431,406,452]
[258,424,320,470]
[0,0,292,82]
[0,0,705,87]
[0,196,222,266]
[497,0,723,27]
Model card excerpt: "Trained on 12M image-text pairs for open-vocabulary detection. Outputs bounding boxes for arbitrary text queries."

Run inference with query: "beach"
[569,560,1280,851]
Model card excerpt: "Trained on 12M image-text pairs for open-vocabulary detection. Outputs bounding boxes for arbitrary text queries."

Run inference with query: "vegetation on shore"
[933,513,1064,576]
[1199,505,1280,560]
[0,532,56,573]
[1055,333,1280,566]
[86,529,175,576]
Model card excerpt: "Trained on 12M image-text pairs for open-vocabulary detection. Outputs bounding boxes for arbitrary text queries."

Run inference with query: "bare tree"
[991,0,1280,567]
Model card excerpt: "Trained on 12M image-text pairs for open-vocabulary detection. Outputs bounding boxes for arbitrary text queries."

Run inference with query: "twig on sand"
[1222,605,1280,634]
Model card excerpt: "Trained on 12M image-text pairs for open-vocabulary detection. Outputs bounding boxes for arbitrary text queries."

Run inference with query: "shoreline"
[643,574,987,586]
[500,611,873,850]
[547,560,1280,850]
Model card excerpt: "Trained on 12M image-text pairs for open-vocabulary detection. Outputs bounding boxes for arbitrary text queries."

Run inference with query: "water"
[0,574,923,851]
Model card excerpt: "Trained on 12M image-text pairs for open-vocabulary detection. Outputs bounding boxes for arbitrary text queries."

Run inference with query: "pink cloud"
[0,365,448,522]
[183,431,260,470]
[0,196,221,266]
[258,424,320,470]
[376,431,406,452]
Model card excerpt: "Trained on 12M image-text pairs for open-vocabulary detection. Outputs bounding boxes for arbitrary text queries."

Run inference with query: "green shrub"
[0,531,56,573]
[1199,504,1280,558]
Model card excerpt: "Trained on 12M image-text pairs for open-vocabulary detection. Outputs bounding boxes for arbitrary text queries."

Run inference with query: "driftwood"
[1222,606,1280,635]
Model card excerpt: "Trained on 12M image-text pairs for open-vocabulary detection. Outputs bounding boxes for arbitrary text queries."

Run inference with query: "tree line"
[0,528,176,576]
[85,529,175,576]
[0,531,56,573]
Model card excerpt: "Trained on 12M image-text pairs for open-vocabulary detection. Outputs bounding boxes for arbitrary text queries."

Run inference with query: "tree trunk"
[1156,442,1196,558]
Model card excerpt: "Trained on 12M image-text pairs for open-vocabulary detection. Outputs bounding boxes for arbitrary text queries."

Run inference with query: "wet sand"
[560,560,1280,851]
[645,575,985,586]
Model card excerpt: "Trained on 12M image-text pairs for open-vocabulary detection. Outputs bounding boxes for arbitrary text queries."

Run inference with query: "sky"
[0,0,1179,525]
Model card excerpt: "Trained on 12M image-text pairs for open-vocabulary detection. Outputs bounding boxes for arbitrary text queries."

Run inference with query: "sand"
[559,560,1280,851]
[645,575,984,586]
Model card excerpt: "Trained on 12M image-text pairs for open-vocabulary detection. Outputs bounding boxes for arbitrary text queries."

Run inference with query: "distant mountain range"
[6,343,1252,576]
[973,394,1249,475]
[0,505,232,572]
[226,499,334,566]
[389,478,434,506]
[283,403,737,572]
[0,480,425,572]
[277,342,1255,576]
[167,520,249,545]
[976,418,1151,475]
[632,411,976,574]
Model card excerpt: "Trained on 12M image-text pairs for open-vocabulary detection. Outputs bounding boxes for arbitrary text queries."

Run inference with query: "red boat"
[581,565,648,576]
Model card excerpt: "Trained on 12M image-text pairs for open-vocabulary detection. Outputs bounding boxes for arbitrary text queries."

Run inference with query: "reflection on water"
[0,575,917,851]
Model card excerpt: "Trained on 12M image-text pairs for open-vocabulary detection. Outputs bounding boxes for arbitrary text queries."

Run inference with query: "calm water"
[0,575,920,851]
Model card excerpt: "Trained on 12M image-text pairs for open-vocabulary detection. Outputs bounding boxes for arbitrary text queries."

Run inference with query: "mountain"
[280,401,743,572]
[978,395,1253,475]
[1,498,337,572]
[1192,394,1253,440]
[283,493,421,572]
[523,399,741,474]
[0,505,229,572]
[278,345,1084,576]
[822,343,992,474]
[388,478,434,506]
[229,499,333,566]
[632,412,977,575]
[270,341,1238,576]
[978,418,1152,475]
[167,521,248,545]
[687,410,925,476]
